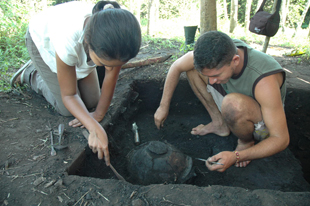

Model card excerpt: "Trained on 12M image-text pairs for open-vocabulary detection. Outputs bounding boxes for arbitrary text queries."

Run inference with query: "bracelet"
[234,151,240,163]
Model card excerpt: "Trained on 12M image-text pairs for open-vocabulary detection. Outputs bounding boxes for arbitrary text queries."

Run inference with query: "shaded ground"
[1,42,310,205]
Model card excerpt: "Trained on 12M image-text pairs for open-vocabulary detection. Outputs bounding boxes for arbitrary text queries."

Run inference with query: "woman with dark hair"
[11,1,141,165]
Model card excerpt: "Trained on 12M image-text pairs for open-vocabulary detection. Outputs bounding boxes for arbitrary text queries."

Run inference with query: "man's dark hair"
[85,1,141,62]
[194,31,237,72]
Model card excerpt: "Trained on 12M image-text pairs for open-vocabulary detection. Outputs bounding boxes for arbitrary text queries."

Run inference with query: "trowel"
[81,130,125,181]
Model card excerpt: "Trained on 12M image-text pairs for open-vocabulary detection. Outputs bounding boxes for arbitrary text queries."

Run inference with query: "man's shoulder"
[247,48,281,69]
[174,51,195,72]
[232,39,249,47]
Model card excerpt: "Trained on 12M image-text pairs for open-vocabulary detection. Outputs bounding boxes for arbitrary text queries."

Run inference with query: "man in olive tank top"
[154,31,289,172]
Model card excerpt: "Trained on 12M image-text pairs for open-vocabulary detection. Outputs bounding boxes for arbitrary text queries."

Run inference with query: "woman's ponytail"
[92,1,121,14]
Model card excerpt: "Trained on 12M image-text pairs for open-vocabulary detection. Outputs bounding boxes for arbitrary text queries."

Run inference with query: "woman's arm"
[69,65,121,127]
[93,66,122,121]
[56,53,110,165]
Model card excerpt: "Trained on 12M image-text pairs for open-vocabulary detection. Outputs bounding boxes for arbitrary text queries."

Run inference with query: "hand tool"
[132,122,140,145]
[58,124,65,146]
[53,124,68,150]
[196,158,224,165]
[50,130,56,156]
[81,129,126,181]
[46,121,56,156]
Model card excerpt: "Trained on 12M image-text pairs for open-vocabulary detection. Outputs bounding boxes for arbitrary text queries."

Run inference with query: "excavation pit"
[67,79,310,192]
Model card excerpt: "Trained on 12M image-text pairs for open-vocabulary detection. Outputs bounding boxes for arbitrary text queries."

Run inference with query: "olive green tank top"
[221,39,286,102]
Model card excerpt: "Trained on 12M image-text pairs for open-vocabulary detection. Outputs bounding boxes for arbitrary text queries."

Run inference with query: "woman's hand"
[88,126,110,166]
[69,111,103,128]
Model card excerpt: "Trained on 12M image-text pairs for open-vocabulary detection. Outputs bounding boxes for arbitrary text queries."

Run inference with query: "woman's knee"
[85,98,99,110]
[58,108,72,117]
[55,103,72,117]
[78,71,100,108]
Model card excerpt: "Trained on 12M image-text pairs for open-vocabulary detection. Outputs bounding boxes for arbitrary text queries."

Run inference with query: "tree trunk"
[244,0,253,33]
[217,0,227,20]
[200,0,217,34]
[280,0,287,32]
[229,0,238,33]
[131,0,142,25]
[129,0,134,13]
[256,0,263,12]
[292,0,310,37]
[147,0,159,36]
[147,0,153,35]
[262,0,279,53]
[154,0,159,25]
[285,0,290,14]
[223,0,228,20]
[216,0,221,18]
[285,0,291,31]
[136,0,141,25]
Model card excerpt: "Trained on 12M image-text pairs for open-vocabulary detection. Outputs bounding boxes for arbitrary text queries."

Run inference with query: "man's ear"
[232,54,240,66]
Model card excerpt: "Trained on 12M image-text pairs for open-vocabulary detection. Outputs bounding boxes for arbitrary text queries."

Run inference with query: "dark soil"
[1,43,310,205]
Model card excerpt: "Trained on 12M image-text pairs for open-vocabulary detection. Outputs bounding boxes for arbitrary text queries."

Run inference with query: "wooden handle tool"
[82,129,126,181]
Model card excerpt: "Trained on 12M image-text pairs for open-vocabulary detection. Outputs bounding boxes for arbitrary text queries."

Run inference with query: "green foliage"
[287,3,304,28]
[0,0,31,91]
[1,0,310,92]
[223,0,310,29]
[52,0,73,6]
[0,0,30,66]
[293,43,310,61]
[236,0,275,26]
[140,18,148,27]
[142,34,181,50]
[0,0,56,92]
[158,0,199,20]
[0,57,10,92]
[278,41,295,48]
[129,0,310,30]
[302,8,310,28]
[179,42,195,53]
[297,57,302,63]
